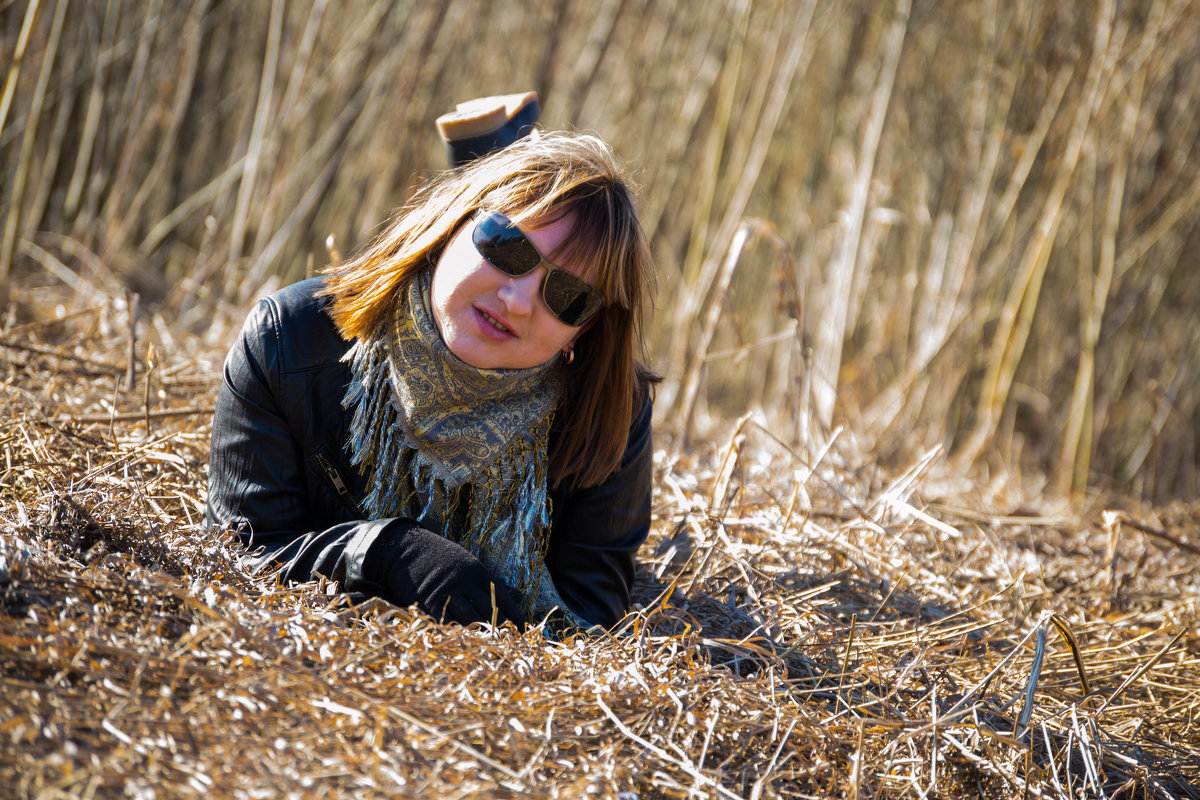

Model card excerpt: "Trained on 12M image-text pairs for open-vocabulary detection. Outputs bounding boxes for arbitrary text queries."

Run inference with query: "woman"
[205,131,655,631]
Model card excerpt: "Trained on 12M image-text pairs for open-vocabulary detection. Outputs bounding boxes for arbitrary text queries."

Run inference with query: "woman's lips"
[475,306,514,339]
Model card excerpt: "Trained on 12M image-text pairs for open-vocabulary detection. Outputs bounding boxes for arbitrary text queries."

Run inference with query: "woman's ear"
[562,310,600,354]
[574,315,599,340]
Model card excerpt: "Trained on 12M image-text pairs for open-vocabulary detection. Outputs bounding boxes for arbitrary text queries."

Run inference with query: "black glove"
[364,520,526,628]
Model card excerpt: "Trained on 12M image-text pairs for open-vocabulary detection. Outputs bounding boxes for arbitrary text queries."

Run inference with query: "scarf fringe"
[341,294,584,628]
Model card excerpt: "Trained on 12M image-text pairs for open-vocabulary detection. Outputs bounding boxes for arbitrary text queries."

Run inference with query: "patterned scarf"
[341,271,584,628]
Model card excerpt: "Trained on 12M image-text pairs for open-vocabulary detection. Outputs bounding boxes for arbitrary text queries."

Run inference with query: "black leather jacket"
[205,278,653,627]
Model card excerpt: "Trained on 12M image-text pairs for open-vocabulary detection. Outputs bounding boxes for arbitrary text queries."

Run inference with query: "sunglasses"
[471,210,605,327]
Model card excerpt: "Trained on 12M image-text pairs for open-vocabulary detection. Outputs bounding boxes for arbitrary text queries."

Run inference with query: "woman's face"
[430,211,589,370]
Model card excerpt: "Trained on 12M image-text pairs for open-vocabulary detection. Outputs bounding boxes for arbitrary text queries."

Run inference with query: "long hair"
[321,132,655,489]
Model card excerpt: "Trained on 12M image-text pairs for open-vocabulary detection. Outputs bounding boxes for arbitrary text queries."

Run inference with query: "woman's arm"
[206,284,522,624]
[547,395,653,627]
[206,288,388,585]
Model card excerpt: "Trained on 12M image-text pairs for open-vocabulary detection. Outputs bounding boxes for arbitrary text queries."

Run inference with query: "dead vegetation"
[2,287,1197,799]
[3,1,1200,500]
[3,1,1200,796]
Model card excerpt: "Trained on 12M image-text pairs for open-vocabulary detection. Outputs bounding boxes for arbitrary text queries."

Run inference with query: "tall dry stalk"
[1056,74,1141,497]
[228,0,284,287]
[0,0,41,165]
[658,1,751,412]
[957,0,1118,468]
[810,0,909,427]
[3,0,1200,499]
[1,0,67,308]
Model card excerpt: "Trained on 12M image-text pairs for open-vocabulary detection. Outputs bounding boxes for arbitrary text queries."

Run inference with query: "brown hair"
[321,131,655,489]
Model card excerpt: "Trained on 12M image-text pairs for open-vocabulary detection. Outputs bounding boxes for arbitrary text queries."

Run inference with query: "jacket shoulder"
[246,277,348,369]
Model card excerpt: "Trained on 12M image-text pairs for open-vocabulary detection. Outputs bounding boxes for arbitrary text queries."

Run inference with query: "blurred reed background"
[2,0,1198,503]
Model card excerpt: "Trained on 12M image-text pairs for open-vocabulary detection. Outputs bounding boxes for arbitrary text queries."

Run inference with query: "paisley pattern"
[341,271,584,628]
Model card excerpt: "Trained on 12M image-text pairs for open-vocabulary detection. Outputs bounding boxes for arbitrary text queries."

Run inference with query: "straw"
[2,282,1197,798]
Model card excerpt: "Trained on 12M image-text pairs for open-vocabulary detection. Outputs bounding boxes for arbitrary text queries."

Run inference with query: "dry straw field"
[2,1,1199,797]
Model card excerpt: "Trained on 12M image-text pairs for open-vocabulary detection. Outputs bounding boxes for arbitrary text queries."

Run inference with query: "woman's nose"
[497,269,543,316]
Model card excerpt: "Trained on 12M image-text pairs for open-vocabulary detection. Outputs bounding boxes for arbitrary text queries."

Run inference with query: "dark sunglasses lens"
[473,213,540,276]
[544,271,603,326]
[474,211,603,326]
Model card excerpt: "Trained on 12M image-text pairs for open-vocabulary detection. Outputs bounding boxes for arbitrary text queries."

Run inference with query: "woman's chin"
[445,339,555,371]
[445,337,507,370]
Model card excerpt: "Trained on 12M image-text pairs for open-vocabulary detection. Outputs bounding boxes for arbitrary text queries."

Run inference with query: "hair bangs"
[536,188,645,310]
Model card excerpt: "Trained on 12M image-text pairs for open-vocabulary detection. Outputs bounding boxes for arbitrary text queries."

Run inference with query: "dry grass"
[3,3,1200,796]
[3,1,1200,501]
[3,286,1197,799]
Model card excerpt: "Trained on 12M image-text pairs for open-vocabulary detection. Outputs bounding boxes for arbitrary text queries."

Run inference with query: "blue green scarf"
[341,271,583,628]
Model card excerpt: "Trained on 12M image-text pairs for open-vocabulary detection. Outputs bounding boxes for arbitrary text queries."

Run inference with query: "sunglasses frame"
[471,210,605,327]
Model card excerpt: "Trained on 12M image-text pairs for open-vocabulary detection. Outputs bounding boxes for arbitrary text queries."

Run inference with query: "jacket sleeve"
[547,394,654,628]
[205,294,390,597]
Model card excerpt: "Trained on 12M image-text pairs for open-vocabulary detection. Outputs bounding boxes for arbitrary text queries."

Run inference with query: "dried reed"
[2,1,1200,499]
[2,4,1200,792]
[2,284,1197,798]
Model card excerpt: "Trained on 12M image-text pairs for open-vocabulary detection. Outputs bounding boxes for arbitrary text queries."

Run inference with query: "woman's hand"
[366,521,526,627]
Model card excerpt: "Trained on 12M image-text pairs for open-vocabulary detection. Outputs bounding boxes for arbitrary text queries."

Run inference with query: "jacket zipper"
[315,452,351,498]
